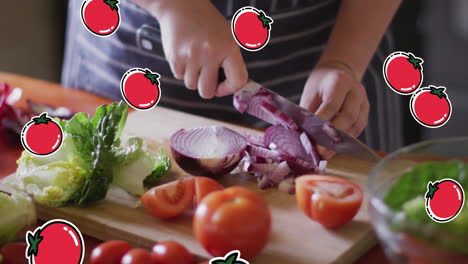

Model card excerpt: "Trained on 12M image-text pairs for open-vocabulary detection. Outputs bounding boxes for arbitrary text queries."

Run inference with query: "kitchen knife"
[235,80,381,162]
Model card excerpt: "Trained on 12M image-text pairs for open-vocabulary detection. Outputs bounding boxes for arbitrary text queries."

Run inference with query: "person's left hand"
[300,64,370,159]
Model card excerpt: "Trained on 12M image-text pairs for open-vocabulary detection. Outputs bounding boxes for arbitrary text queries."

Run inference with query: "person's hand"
[300,62,370,158]
[140,0,248,99]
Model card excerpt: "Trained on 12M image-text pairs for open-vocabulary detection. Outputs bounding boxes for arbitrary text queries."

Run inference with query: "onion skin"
[170,127,247,178]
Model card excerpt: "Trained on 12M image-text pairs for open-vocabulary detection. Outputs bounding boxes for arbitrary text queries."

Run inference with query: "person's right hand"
[138,0,248,99]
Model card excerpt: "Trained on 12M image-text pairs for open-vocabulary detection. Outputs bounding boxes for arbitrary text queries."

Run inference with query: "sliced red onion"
[0,83,28,134]
[258,177,273,189]
[233,93,250,113]
[233,81,263,113]
[250,156,268,163]
[260,101,299,130]
[246,145,279,161]
[322,121,342,144]
[277,153,316,174]
[267,161,291,185]
[299,132,320,166]
[234,83,329,190]
[247,162,276,174]
[243,133,265,147]
[170,126,247,178]
[235,88,301,131]
[249,161,290,179]
[264,125,310,162]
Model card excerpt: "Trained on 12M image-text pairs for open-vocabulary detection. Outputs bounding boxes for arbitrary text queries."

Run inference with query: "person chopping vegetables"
[62,0,403,154]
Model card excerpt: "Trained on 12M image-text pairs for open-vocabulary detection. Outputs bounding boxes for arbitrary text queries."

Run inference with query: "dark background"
[1,0,466,146]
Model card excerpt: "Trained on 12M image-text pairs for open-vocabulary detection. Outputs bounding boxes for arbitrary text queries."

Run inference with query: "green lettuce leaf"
[0,192,36,245]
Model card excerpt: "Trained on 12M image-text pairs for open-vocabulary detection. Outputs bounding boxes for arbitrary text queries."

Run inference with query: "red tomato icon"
[121,68,161,111]
[231,6,273,51]
[383,51,424,95]
[21,112,63,156]
[425,179,464,223]
[26,219,84,264]
[81,0,120,37]
[409,86,451,128]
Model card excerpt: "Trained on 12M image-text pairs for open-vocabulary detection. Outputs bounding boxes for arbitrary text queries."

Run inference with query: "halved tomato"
[141,177,195,219]
[194,177,224,206]
[295,175,363,229]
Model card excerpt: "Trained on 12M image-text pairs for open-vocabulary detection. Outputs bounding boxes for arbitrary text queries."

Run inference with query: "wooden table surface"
[0,72,389,264]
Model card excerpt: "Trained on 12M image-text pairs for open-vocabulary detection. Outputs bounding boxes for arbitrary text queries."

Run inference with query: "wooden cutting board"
[0,107,377,264]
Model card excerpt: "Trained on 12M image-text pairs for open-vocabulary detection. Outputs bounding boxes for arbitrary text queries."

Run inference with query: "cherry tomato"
[193,186,271,260]
[194,177,224,206]
[121,248,153,264]
[151,241,194,264]
[0,242,27,264]
[295,175,363,229]
[141,177,195,219]
[90,240,132,264]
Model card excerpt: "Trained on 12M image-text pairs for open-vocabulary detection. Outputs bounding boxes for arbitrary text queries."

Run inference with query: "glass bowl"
[369,137,468,264]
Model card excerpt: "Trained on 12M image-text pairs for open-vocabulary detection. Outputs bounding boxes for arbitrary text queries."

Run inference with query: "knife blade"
[235,81,381,162]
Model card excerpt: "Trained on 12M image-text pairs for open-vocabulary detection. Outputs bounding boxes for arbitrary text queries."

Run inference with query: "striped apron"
[62,0,403,152]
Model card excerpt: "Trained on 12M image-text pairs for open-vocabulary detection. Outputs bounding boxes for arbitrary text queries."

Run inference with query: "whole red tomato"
[410,86,452,128]
[425,178,464,222]
[151,241,194,264]
[81,0,120,36]
[90,240,132,264]
[231,7,273,51]
[121,248,153,264]
[121,68,161,111]
[193,186,271,260]
[383,51,424,94]
[21,113,63,156]
[26,220,84,264]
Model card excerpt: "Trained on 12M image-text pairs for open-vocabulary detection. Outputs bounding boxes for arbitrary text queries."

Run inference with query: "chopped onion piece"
[318,160,328,173]
[247,145,279,161]
[277,153,316,174]
[244,133,264,147]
